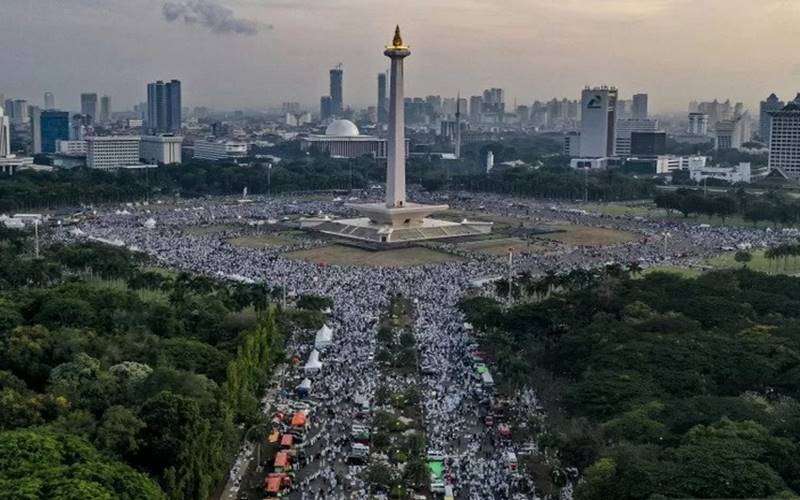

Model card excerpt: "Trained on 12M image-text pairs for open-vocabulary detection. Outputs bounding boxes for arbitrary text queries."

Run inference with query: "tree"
[734,251,752,268]
[96,406,146,459]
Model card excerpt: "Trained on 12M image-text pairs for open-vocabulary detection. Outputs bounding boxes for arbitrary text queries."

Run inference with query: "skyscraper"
[579,86,618,157]
[146,80,182,133]
[100,95,112,124]
[320,96,333,120]
[768,101,800,178]
[39,110,70,154]
[759,94,784,143]
[0,105,9,157]
[44,92,55,110]
[81,93,98,123]
[469,96,482,124]
[632,93,648,119]
[12,100,29,125]
[377,72,388,125]
[330,66,343,117]
[30,107,42,154]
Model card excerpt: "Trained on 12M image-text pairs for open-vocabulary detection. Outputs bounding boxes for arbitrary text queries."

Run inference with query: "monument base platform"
[313,216,492,244]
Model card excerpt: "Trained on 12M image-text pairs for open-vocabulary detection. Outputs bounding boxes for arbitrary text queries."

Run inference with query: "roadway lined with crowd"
[51,193,798,499]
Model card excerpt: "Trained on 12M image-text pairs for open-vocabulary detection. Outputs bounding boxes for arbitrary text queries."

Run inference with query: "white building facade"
[140,135,183,164]
[193,139,248,161]
[579,86,618,158]
[689,162,751,184]
[768,101,800,178]
[87,136,141,169]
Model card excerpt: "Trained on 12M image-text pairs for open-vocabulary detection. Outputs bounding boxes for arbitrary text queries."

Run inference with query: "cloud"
[162,0,266,35]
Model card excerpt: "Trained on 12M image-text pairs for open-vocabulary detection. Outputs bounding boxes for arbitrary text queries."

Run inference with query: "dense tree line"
[0,228,290,499]
[655,188,800,225]
[462,269,800,499]
[0,157,385,211]
[0,134,657,211]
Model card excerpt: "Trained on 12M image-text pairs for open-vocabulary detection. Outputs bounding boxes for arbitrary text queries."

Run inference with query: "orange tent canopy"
[281,434,294,447]
[274,452,289,468]
[265,476,282,493]
[268,431,280,443]
[290,412,306,428]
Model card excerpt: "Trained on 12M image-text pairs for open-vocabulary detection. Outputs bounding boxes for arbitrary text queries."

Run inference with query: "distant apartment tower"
[768,101,800,178]
[100,95,112,124]
[688,112,709,136]
[469,96,482,124]
[86,136,142,169]
[146,80,181,133]
[320,96,333,121]
[31,107,42,154]
[759,93,784,143]
[140,135,183,164]
[714,112,751,151]
[44,92,55,110]
[377,72,388,125]
[329,66,343,117]
[615,118,658,156]
[579,86,618,157]
[80,93,98,123]
[632,93,648,119]
[0,105,9,157]
[12,100,29,124]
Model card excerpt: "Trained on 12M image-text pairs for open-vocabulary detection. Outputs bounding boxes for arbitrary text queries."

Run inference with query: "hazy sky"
[2,0,800,114]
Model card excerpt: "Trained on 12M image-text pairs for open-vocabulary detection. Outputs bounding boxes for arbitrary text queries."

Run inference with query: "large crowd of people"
[50,192,798,499]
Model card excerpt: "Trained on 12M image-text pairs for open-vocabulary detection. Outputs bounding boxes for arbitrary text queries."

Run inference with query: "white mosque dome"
[325,119,360,137]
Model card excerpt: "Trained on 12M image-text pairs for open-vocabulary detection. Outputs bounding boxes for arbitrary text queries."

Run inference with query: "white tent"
[143,218,156,229]
[304,349,322,375]
[314,324,334,350]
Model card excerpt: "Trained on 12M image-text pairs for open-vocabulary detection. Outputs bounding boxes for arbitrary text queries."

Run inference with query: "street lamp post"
[662,232,671,260]
[507,248,514,303]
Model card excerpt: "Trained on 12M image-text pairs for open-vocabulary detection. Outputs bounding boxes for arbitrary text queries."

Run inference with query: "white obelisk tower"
[384,26,411,209]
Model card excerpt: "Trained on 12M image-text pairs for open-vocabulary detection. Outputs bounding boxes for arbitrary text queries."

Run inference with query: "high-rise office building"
[39,110,70,154]
[12,100,29,124]
[377,72,388,125]
[146,80,181,133]
[330,66,343,117]
[688,112,709,136]
[759,93,784,143]
[579,86,618,157]
[30,107,42,154]
[0,105,10,157]
[81,93,98,123]
[86,136,141,169]
[632,93,648,119]
[469,96,482,124]
[3,99,13,121]
[44,92,55,110]
[768,101,800,178]
[615,118,658,156]
[714,112,751,151]
[320,96,333,120]
[100,95,112,124]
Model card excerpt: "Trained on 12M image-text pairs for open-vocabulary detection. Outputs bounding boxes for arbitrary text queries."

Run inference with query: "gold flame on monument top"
[386,25,409,51]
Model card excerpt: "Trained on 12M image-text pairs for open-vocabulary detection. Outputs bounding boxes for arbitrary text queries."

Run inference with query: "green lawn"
[706,250,800,275]
[640,266,703,278]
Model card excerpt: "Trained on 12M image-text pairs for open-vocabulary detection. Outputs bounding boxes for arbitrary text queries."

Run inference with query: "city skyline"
[2,0,800,113]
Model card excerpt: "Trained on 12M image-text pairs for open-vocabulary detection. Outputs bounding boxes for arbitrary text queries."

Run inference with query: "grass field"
[458,237,545,256]
[539,224,639,246]
[582,202,782,229]
[285,244,462,267]
[706,250,800,275]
